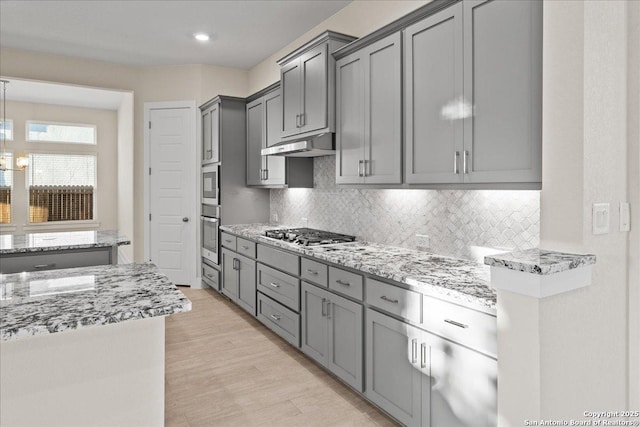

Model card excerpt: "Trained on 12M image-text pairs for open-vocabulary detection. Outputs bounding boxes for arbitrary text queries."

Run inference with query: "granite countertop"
[484,248,596,275]
[0,230,131,255]
[0,263,191,341]
[221,223,496,314]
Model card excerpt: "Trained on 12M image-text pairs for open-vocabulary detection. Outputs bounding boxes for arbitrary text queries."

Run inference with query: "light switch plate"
[620,202,630,232]
[415,234,430,248]
[592,203,610,235]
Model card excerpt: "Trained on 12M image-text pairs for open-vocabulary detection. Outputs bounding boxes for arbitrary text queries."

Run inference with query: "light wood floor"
[165,287,398,427]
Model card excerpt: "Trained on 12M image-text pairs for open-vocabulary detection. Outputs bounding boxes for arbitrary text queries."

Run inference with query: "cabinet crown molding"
[277,30,357,66]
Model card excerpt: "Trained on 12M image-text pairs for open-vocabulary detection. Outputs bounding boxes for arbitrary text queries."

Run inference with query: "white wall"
[2,100,118,234]
[117,93,134,262]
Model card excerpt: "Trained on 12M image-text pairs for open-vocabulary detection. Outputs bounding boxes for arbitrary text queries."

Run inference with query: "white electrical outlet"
[271,212,278,223]
[415,234,430,248]
[301,217,309,227]
[592,203,610,235]
[620,202,630,232]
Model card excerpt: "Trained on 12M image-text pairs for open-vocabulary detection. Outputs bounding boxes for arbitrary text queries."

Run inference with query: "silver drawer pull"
[205,273,215,279]
[241,245,250,250]
[444,319,469,329]
[380,296,399,304]
[224,239,233,243]
[306,269,319,275]
[34,264,56,269]
[270,314,281,321]
[268,282,280,288]
[411,338,418,364]
[335,279,350,286]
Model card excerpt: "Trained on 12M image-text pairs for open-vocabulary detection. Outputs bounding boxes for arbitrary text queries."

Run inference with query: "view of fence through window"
[28,153,96,222]
[0,152,13,224]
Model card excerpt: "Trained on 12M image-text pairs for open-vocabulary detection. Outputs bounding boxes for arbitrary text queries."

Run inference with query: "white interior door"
[148,107,194,285]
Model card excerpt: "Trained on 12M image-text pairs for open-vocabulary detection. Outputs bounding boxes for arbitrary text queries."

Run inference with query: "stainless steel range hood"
[261,133,335,157]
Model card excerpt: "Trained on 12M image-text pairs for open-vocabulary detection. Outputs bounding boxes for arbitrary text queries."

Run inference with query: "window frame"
[0,150,14,228]
[24,150,99,226]
[1,119,14,141]
[25,120,97,145]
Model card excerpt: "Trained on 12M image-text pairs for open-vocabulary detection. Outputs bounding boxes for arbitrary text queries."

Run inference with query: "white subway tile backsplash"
[270,156,540,262]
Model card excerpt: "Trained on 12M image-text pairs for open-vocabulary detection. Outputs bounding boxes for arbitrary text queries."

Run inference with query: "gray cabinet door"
[327,292,363,392]
[281,59,302,138]
[221,248,237,299]
[236,254,257,316]
[427,333,497,427]
[463,0,542,183]
[335,53,365,184]
[202,108,211,164]
[364,32,402,184]
[365,308,422,427]
[246,98,264,186]
[301,282,330,366]
[405,3,464,184]
[300,44,328,134]
[263,90,286,185]
[210,103,220,163]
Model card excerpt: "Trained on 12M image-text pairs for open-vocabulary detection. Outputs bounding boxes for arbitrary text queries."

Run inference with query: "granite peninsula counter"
[0,263,191,426]
[220,223,496,314]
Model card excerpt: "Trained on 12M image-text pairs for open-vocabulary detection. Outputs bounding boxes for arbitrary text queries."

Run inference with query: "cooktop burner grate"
[264,228,356,246]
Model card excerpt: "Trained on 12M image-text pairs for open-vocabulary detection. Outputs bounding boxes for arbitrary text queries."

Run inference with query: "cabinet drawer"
[257,293,300,347]
[220,232,236,250]
[301,258,328,287]
[236,237,256,259]
[257,263,300,311]
[257,245,299,276]
[328,267,363,301]
[423,295,497,357]
[202,262,220,291]
[1,249,111,274]
[366,278,422,324]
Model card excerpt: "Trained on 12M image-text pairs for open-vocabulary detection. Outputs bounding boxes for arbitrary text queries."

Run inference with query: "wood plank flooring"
[165,287,398,427]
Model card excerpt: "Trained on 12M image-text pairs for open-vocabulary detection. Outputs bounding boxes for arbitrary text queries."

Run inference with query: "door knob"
[182,217,189,222]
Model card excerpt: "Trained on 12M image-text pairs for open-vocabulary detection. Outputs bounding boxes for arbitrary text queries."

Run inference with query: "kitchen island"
[0,229,130,274]
[0,263,191,427]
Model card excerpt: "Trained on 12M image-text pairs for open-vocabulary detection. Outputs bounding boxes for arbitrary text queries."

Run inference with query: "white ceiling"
[0,0,352,69]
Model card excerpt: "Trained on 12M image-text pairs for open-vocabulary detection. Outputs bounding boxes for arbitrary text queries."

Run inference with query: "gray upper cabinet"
[336,32,402,184]
[246,99,264,186]
[404,3,463,184]
[463,0,542,183]
[404,0,541,185]
[277,31,356,142]
[262,90,286,185]
[202,102,220,165]
[301,282,363,392]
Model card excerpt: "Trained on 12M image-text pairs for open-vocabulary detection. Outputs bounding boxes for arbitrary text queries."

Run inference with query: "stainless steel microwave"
[202,164,219,205]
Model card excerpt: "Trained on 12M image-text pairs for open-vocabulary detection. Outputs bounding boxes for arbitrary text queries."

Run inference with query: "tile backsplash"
[270,156,540,262]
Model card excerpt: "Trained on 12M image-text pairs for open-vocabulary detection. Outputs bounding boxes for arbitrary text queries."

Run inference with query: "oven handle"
[200,216,219,223]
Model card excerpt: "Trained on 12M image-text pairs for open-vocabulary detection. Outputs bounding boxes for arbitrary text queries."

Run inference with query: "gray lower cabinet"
[301,282,363,392]
[0,247,113,274]
[221,248,256,315]
[366,308,497,427]
[404,0,542,185]
[336,31,402,185]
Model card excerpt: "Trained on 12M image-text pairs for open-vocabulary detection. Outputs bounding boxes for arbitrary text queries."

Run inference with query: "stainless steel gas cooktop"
[264,228,356,246]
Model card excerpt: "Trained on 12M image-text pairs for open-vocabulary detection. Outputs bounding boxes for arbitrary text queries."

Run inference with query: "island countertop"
[0,263,191,341]
[220,223,496,314]
[0,230,131,255]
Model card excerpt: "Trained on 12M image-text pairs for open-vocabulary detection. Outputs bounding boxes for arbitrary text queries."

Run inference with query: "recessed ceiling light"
[194,33,210,42]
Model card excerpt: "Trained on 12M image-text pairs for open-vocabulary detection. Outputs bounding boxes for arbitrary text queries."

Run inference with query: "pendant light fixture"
[0,79,27,172]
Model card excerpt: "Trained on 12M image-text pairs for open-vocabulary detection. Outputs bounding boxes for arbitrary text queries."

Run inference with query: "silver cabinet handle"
[380,295,399,304]
[454,151,460,174]
[420,342,427,369]
[204,273,215,280]
[224,239,233,243]
[358,160,364,177]
[201,216,219,224]
[270,314,281,321]
[463,150,469,174]
[259,168,263,180]
[241,245,250,250]
[306,269,318,275]
[363,159,369,177]
[300,112,305,127]
[264,169,268,181]
[444,319,469,329]
[411,338,418,364]
[321,298,326,316]
[268,282,280,288]
[34,263,55,269]
[335,279,350,287]
[326,301,331,319]
[295,114,301,128]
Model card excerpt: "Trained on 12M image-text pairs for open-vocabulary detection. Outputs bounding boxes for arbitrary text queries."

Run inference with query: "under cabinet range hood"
[261,133,335,157]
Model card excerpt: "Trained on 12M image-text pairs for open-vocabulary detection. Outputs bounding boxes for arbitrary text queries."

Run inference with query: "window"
[0,120,13,140]
[0,152,12,224]
[27,121,96,144]
[28,153,96,223]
